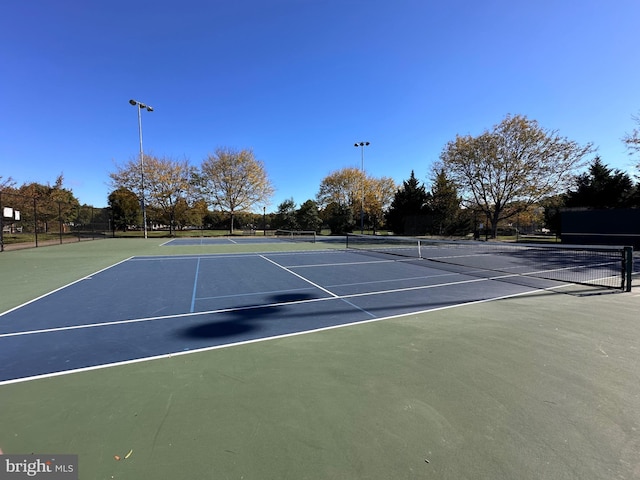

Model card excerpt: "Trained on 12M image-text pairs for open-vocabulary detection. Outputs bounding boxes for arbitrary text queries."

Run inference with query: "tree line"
[3,112,640,238]
[387,114,640,238]
[108,147,273,235]
[0,175,109,236]
[108,147,398,235]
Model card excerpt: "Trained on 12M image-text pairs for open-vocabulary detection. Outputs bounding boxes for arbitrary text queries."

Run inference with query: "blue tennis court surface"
[0,249,585,383]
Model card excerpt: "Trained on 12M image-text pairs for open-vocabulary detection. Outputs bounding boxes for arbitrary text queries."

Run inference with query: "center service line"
[259,255,340,298]
[260,255,377,317]
[189,257,202,313]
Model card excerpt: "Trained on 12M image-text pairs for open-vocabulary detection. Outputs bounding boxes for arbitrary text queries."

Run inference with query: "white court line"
[0,286,559,387]
[0,273,545,339]
[259,255,340,298]
[127,249,342,262]
[284,258,410,268]
[0,250,578,385]
[0,296,332,339]
[196,286,316,302]
[325,272,460,289]
[189,257,202,313]
[257,254,382,320]
[0,257,134,317]
[292,253,621,288]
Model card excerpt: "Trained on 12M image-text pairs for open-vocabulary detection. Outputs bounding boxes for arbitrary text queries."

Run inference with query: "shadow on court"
[176,288,577,342]
[179,292,317,339]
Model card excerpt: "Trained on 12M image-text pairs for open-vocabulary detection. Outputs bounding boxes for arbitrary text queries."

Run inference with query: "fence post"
[33,197,38,247]
[623,246,633,292]
[76,203,82,241]
[58,201,63,245]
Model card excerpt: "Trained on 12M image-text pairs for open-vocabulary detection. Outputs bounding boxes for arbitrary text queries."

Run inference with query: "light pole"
[129,99,153,238]
[354,141,370,234]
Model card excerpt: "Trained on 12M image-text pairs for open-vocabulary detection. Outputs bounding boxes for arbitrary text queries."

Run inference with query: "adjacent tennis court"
[0,238,638,479]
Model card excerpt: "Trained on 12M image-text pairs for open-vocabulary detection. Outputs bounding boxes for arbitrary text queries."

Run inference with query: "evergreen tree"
[296,199,322,232]
[428,168,461,235]
[541,195,564,235]
[274,198,298,230]
[565,157,637,209]
[385,171,429,234]
[325,201,354,235]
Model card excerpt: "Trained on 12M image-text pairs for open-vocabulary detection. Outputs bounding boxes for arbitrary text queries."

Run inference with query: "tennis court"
[0,238,639,479]
[0,245,583,384]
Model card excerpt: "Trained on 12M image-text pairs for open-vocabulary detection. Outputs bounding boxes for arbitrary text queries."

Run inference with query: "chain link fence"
[0,191,112,252]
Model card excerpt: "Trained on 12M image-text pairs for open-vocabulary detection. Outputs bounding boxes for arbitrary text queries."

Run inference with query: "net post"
[623,246,633,292]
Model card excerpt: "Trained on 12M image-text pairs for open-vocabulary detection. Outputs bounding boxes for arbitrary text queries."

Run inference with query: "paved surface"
[0,239,638,479]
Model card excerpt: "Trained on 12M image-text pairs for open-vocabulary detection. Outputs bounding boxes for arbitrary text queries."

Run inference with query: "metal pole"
[623,246,633,292]
[58,202,63,245]
[354,141,369,234]
[136,104,148,239]
[485,212,490,241]
[360,145,364,234]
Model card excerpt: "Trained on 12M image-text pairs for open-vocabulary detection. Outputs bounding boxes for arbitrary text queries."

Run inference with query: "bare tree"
[623,112,640,174]
[0,176,15,191]
[199,147,274,234]
[110,155,194,234]
[439,114,593,237]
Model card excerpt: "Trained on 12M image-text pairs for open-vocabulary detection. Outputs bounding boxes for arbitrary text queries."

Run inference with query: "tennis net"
[275,229,317,243]
[346,234,634,291]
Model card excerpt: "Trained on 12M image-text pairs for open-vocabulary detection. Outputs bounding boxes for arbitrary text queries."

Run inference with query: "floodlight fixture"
[130,99,154,111]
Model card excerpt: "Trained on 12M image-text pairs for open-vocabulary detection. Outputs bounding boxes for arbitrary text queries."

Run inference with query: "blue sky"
[2,0,640,211]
